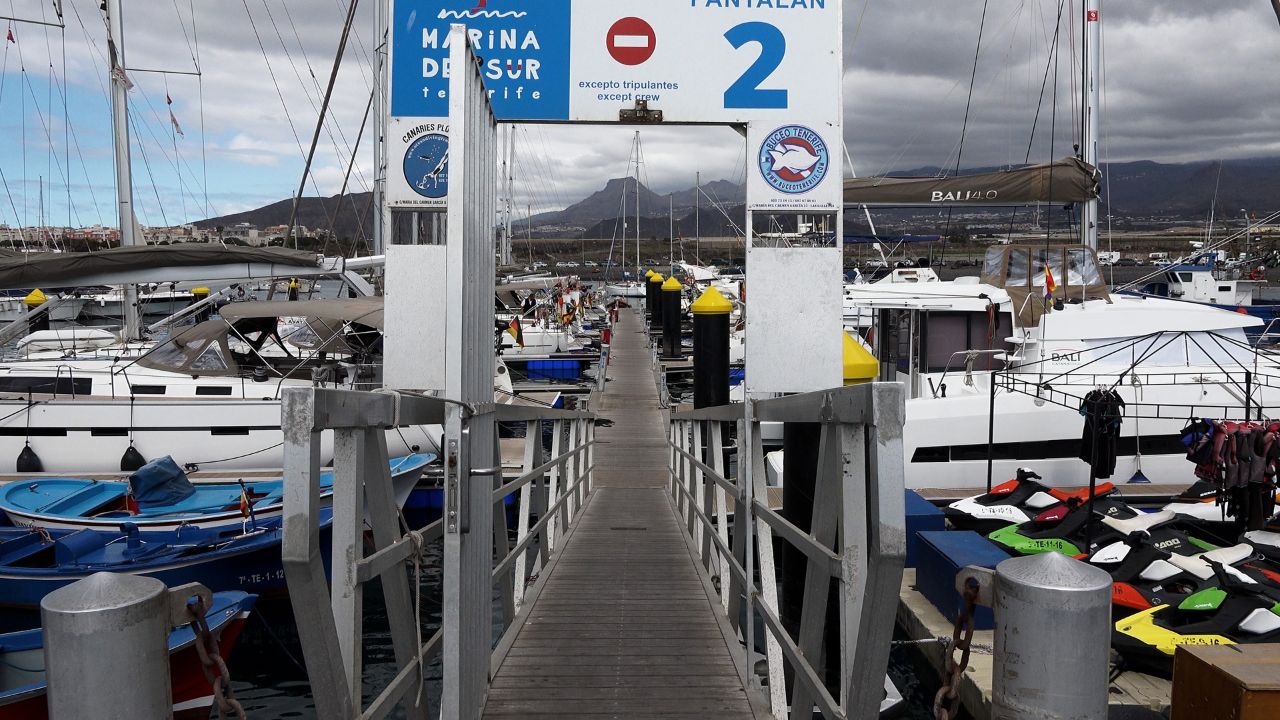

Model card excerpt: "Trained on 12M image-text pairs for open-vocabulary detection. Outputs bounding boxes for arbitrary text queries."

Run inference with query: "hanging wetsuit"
[1079,389,1124,479]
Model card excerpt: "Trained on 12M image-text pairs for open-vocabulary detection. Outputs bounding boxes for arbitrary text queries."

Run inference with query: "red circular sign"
[607,17,656,66]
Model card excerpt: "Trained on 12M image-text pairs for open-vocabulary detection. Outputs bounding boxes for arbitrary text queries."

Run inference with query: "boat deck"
[484,310,762,719]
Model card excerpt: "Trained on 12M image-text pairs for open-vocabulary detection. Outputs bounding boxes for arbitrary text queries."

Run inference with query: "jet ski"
[1114,560,1280,677]
[987,495,1137,556]
[943,468,1117,535]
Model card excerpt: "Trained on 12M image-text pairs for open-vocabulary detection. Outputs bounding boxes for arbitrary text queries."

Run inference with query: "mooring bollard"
[42,572,211,719]
[691,286,732,409]
[643,269,655,315]
[991,552,1111,719]
[648,272,664,331]
[23,288,50,334]
[661,275,683,359]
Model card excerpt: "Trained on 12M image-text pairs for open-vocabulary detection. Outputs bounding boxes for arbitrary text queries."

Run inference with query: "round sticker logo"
[757,125,829,195]
[404,133,450,199]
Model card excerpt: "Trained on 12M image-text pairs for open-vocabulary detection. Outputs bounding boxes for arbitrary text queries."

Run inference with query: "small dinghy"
[0,453,433,532]
[0,510,331,608]
[0,590,256,720]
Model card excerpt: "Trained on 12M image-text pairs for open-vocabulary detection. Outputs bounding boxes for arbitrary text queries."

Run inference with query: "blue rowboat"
[0,590,256,720]
[0,510,331,609]
[0,453,433,532]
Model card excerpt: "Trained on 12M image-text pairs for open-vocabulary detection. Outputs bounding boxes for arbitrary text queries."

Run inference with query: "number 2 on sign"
[723,22,787,109]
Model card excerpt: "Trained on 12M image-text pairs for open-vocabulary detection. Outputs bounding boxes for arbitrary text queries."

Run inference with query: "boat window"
[191,344,230,372]
[1218,285,1231,292]
[0,376,92,395]
[195,386,234,396]
[1005,249,1029,286]
[1179,273,1194,282]
[1031,249,1065,289]
[146,340,190,369]
[1066,248,1102,286]
[130,384,166,395]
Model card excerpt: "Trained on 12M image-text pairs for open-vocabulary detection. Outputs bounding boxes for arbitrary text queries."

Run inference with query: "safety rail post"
[282,386,446,720]
[665,382,906,720]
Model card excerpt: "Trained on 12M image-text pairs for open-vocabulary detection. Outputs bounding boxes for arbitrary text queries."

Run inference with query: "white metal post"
[440,25,499,720]
[1082,0,1101,250]
[104,0,140,340]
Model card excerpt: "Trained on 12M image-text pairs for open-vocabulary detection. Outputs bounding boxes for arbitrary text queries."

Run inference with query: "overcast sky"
[0,0,1277,229]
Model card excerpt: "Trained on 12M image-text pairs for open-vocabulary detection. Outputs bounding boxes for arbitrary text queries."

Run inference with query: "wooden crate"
[1171,644,1280,719]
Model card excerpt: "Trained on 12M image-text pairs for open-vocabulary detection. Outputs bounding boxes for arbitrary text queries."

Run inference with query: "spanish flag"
[239,487,251,517]
[1044,262,1056,301]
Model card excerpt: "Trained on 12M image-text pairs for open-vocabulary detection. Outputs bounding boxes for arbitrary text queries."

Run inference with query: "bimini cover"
[980,245,1111,326]
[128,456,194,509]
[0,245,320,289]
[843,157,1099,206]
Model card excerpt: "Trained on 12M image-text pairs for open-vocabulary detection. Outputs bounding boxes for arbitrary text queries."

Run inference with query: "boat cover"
[843,157,1099,206]
[0,245,320,289]
[136,298,384,376]
[129,456,195,509]
[980,245,1111,326]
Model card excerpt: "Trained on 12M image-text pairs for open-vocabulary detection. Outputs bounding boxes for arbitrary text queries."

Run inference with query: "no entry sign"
[606,17,655,66]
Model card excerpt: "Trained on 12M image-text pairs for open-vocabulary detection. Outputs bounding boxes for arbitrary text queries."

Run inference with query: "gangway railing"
[281,386,595,719]
[667,383,906,720]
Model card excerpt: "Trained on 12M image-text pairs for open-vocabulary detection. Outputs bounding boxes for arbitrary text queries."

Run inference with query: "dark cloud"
[2,0,1277,222]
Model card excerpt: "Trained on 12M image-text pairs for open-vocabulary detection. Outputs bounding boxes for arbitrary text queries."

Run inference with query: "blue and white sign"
[403,132,450,199]
[388,119,450,207]
[757,125,829,195]
[391,0,571,120]
[387,0,843,209]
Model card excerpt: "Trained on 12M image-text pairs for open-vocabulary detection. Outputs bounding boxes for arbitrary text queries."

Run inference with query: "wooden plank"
[482,310,757,720]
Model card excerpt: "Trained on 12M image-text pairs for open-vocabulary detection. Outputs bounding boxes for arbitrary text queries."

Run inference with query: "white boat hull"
[0,395,441,473]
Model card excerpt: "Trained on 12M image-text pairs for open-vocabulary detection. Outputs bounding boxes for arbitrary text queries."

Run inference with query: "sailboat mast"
[634,131,640,275]
[105,0,141,340]
[502,124,514,266]
[695,171,700,263]
[1081,0,1101,251]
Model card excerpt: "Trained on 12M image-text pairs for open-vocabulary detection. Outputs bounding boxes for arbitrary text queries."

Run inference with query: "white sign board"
[743,246,843,393]
[387,0,843,210]
[388,118,450,208]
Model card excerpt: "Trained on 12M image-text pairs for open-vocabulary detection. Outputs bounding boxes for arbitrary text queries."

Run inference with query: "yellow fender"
[1114,605,1235,656]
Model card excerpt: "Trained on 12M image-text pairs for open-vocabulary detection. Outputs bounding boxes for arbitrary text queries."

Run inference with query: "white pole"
[1081,0,1101,251]
[695,171,701,263]
[502,124,514,266]
[373,0,387,255]
[105,0,140,341]
[634,131,641,276]
[669,194,673,264]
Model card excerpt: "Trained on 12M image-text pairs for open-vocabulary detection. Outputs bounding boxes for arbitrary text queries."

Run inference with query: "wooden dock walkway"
[485,310,761,719]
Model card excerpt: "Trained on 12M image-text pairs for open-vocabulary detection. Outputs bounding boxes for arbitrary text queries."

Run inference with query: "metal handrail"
[282,386,597,720]
[664,382,906,720]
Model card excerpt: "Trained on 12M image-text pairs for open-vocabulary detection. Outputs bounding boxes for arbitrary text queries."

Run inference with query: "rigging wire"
[240,0,333,231]
[188,0,210,218]
[283,0,360,247]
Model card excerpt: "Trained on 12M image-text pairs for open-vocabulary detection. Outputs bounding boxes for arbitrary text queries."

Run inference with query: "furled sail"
[843,157,1099,206]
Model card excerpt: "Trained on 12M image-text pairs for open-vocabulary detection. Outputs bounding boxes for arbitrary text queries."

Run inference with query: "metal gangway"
[277,28,905,719]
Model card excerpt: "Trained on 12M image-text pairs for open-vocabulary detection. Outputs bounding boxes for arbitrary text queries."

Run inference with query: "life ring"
[1250,268,1265,281]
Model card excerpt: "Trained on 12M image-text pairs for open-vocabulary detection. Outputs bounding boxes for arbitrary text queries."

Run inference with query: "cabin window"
[195,386,233,396]
[1005,249,1030,285]
[91,428,129,436]
[1066,248,1102,286]
[1219,285,1231,292]
[130,384,166,395]
[211,427,250,435]
[0,376,92,395]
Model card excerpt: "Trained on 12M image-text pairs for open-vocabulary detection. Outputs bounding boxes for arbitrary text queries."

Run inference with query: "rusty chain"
[187,596,247,720]
[932,576,979,720]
